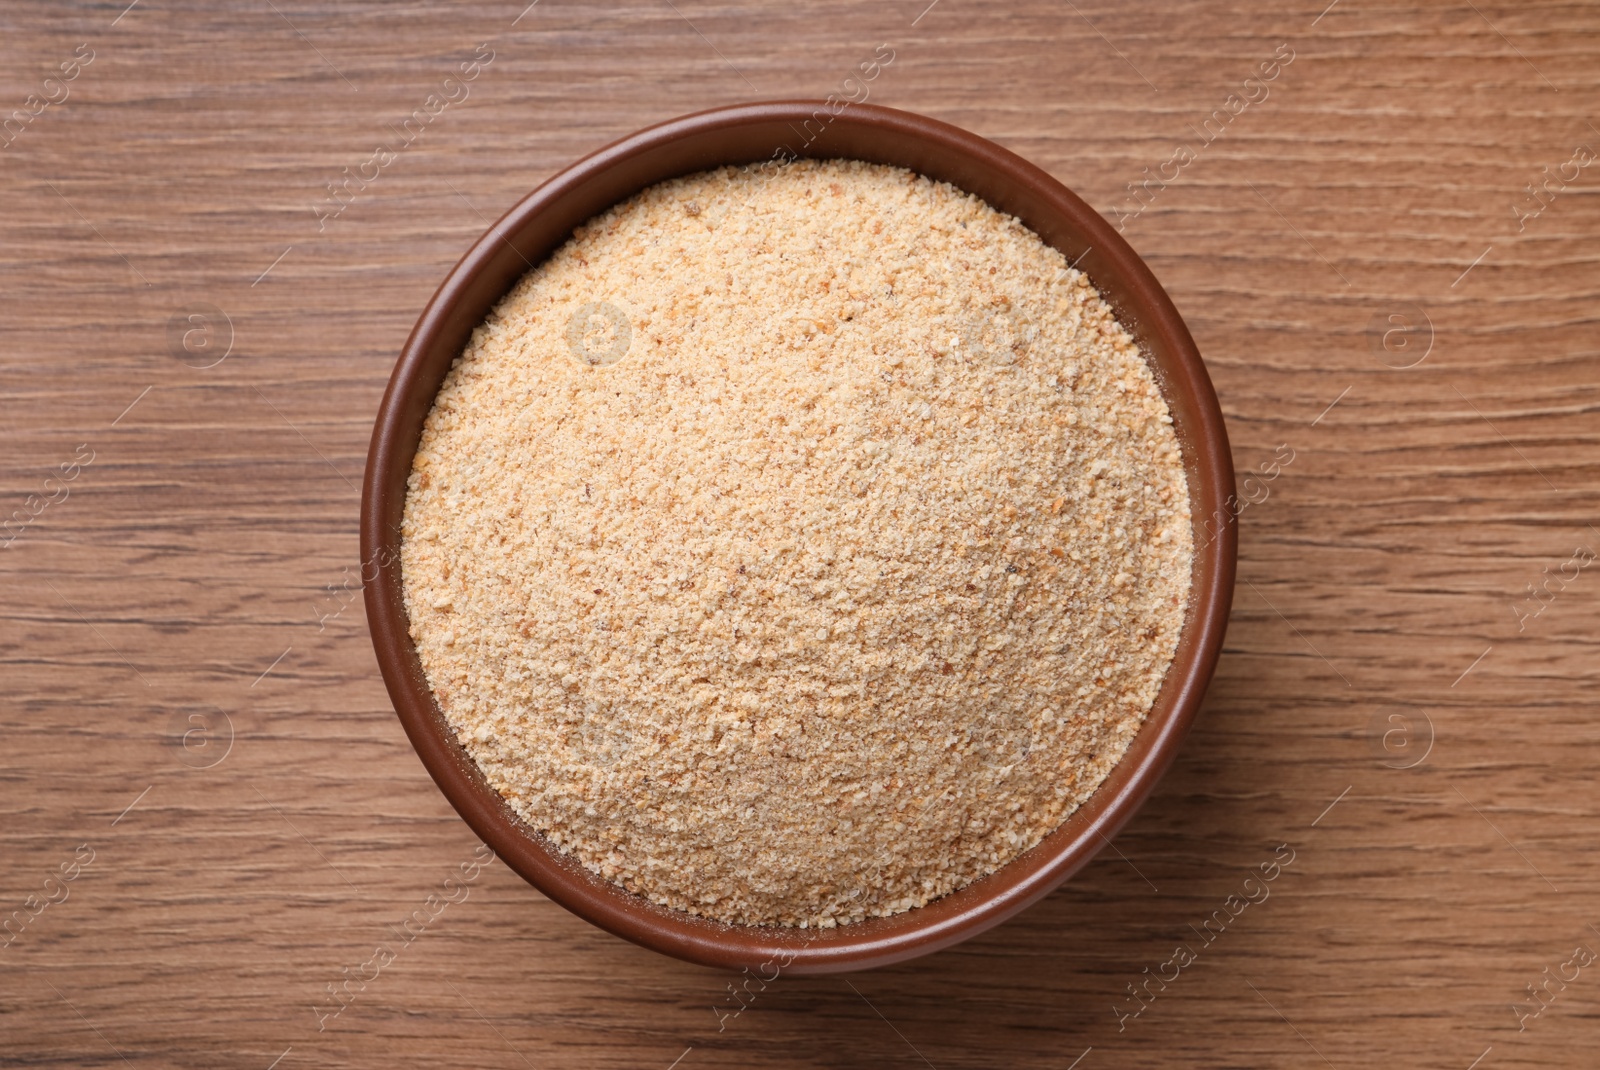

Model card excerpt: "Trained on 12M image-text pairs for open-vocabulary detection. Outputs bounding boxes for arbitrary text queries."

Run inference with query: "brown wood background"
[2,1,1598,1066]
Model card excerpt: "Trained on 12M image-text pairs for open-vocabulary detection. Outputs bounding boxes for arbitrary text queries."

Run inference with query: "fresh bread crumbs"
[401,159,1193,929]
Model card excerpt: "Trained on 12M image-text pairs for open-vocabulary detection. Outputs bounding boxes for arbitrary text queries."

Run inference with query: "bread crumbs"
[401,159,1193,928]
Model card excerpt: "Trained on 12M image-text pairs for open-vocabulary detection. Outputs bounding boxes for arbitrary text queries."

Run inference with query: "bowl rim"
[361,100,1237,975]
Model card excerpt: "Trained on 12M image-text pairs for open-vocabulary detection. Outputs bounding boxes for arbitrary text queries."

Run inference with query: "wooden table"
[3,2,1597,1066]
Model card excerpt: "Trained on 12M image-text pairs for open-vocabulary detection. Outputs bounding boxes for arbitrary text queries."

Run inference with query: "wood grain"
[2,1,1598,1067]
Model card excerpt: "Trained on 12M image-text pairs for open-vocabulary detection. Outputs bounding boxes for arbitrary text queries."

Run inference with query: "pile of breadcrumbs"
[401,159,1193,928]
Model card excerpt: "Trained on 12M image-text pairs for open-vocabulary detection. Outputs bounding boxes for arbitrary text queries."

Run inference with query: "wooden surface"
[3,1,1598,1066]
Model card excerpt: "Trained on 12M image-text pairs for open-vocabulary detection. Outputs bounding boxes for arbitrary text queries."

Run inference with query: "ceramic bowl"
[361,101,1236,974]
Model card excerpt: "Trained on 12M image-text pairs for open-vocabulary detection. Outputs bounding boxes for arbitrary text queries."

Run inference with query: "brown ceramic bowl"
[362,101,1236,974]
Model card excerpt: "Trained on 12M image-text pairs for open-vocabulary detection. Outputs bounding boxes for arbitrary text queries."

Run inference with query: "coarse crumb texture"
[401,159,1193,928]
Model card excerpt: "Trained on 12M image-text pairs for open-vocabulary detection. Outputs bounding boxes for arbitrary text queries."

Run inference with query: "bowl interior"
[361,101,1236,974]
